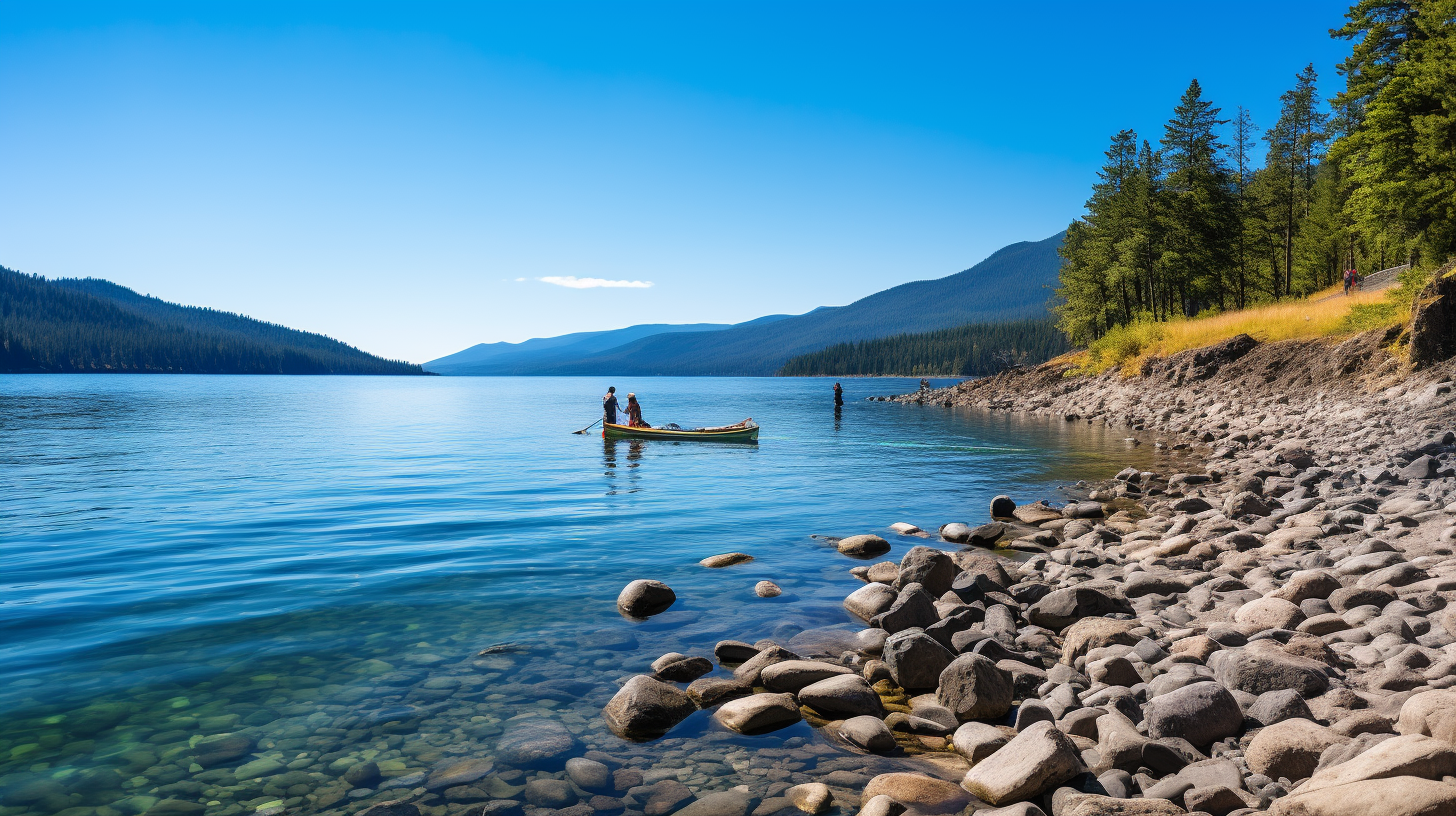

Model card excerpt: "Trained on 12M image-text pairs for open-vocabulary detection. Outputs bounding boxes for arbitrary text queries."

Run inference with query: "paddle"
[572,418,604,435]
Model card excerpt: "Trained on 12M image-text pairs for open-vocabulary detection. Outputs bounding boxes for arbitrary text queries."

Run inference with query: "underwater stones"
[603,676,697,739]
[786,783,833,815]
[234,756,285,780]
[344,761,382,787]
[701,553,754,568]
[565,757,612,791]
[496,717,577,765]
[190,733,255,767]
[358,801,420,816]
[617,580,677,618]
[426,757,494,791]
[838,535,892,558]
[524,778,578,808]
[674,791,756,816]
[714,692,802,734]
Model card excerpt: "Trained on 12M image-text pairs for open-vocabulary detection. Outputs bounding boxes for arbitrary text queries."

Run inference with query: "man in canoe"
[626,393,649,428]
[603,386,620,425]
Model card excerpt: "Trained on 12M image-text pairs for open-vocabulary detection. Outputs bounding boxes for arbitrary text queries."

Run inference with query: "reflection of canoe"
[603,419,759,442]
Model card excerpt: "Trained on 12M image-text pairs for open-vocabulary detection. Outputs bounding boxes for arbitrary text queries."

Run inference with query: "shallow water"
[0,375,1170,816]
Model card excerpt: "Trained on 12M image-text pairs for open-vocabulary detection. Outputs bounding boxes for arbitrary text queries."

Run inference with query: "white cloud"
[514,277,527,282]
[538,276,654,289]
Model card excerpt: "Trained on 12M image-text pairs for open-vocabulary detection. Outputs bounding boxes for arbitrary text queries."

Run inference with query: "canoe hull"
[603,421,759,442]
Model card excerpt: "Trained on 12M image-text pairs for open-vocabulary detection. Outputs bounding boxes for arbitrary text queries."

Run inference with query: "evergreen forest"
[1057,0,1456,344]
[776,317,1069,377]
[0,266,423,375]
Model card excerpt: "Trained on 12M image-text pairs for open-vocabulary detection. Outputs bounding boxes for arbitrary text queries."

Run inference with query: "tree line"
[777,317,1069,377]
[1,266,424,375]
[1057,0,1456,344]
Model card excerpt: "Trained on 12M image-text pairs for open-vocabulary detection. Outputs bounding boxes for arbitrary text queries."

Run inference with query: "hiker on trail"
[833,382,844,408]
[1344,269,1353,296]
[603,387,620,424]
[625,393,648,428]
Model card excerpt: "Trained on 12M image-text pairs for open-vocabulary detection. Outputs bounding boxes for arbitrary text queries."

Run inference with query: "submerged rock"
[617,580,677,618]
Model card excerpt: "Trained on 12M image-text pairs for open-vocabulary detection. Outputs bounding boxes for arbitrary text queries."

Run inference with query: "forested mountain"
[1057,2,1456,344]
[0,266,422,374]
[777,317,1070,377]
[430,232,1064,376]
[426,314,792,375]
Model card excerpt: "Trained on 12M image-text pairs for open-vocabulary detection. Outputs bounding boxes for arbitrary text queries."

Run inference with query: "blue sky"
[0,2,1352,363]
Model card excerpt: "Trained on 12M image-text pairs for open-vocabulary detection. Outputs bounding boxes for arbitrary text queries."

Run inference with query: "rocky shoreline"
[583,329,1456,816]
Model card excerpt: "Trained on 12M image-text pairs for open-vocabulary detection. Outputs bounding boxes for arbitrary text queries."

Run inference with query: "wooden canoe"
[603,418,759,442]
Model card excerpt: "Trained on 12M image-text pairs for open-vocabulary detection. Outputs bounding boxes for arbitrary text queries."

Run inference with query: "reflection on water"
[0,375,1182,816]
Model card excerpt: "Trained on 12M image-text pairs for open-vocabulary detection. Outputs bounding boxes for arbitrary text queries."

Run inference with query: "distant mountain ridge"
[0,267,422,375]
[428,231,1064,376]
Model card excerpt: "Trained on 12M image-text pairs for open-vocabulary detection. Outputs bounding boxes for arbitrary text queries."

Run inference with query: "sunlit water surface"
[0,375,1172,816]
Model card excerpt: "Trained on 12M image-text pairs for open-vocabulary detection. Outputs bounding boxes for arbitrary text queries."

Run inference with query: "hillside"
[776,316,1070,377]
[426,314,792,375]
[432,231,1064,376]
[0,266,422,375]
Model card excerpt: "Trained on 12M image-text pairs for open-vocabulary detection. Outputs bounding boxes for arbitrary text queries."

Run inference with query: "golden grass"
[1072,286,1399,376]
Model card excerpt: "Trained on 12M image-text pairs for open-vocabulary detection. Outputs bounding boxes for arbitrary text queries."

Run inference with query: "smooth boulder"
[1142,681,1243,747]
[961,720,1085,805]
[714,693,801,734]
[603,676,697,739]
[938,653,1014,721]
[838,535,891,558]
[617,580,677,618]
[798,674,885,718]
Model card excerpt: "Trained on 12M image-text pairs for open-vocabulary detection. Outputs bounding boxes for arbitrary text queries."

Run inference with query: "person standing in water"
[833,382,844,407]
[603,387,620,425]
[626,393,648,428]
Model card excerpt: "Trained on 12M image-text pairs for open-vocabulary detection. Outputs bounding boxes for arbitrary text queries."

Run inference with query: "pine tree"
[1160,79,1236,313]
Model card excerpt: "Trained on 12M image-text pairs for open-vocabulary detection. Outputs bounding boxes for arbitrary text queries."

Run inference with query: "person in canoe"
[625,393,649,428]
[603,386,620,425]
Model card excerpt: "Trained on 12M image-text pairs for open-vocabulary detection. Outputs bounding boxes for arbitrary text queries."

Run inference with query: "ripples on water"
[0,375,1171,816]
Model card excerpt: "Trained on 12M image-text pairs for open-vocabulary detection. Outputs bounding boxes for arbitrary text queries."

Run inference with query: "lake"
[0,375,1167,816]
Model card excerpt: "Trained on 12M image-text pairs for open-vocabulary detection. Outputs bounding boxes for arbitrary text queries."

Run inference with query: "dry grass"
[1071,286,1399,376]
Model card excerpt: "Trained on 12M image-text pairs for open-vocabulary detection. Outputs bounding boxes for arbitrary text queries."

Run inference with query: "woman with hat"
[625,393,649,428]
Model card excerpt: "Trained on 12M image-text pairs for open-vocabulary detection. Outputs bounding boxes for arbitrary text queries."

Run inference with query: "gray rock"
[991,495,1017,518]
[871,584,940,634]
[602,676,696,739]
[961,720,1086,806]
[838,534,891,557]
[1088,656,1142,688]
[1027,587,1132,630]
[687,676,752,708]
[1211,642,1330,697]
[1142,681,1243,747]
[844,583,898,621]
[937,652,1014,721]
[714,693,801,734]
[344,761,381,788]
[700,552,754,568]
[839,715,896,753]
[653,655,713,682]
[797,674,884,718]
[617,580,676,618]
[755,581,782,598]
[785,783,832,816]
[884,630,955,692]
[967,522,1010,547]
[940,523,973,543]
[733,645,800,685]
[1182,785,1245,815]
[674,791,755,816]
[885,711,953,735]
[952,721,1009,763]
[897,546,959,596]
[644,781,695,816]
[714,640,760,664]
[760,659,854,693]
[1248,688,1314,726]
